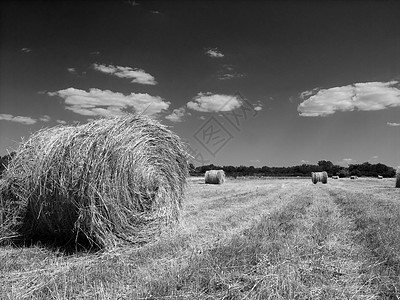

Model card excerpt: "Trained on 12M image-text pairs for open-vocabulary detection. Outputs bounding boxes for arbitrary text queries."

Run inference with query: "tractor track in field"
[178,180,311,253]
[318,182,400,299]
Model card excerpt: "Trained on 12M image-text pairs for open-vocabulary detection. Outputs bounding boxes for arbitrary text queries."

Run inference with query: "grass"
[328,182,400,298]
[1,178,400,299]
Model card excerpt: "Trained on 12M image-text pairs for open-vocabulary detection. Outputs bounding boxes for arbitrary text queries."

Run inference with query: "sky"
[1,0,400,168]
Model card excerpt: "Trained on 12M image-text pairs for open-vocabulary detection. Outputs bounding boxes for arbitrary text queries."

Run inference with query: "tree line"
[1,154,396,179]
[190,160,396,178]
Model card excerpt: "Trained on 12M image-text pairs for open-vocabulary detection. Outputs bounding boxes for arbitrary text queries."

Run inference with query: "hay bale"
[0,114,189,249]
[377,175,383,179]
[332,175,339,179]
[350,175,358,179]
[205,170,225,184]
[396,168,400,188]
[311,171,328,184]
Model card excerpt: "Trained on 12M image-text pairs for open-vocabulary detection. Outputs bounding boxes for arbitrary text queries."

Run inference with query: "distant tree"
[349,168,362,177]
[338,169,349,178]
[261,166,270,175]
[318,160,334,174]
[248,166,256,176]
[223,165,236,175]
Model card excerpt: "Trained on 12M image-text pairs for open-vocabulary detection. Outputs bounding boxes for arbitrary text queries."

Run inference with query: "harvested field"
[1,177,400,299]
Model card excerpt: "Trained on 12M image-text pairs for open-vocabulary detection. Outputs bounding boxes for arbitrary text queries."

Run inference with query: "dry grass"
[0,114,189,249]
[1,178,400,299]
[205,170,225,184]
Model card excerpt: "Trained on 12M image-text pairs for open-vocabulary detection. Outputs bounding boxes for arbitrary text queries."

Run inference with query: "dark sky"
[1,0,400,167]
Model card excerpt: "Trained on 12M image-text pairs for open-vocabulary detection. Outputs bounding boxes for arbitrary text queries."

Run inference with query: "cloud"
[337,158,356,166]
[165,107,187,122]
[250,159,260,163]
[254,106,263,111]
[0,114,36,125]
[298,81,400,117]
[67,67,77,74]
[125,0,140,6]
[93,63,157,85]
[187,92,242,112]
[39,115,51,122]
[301,160,310,164]
[387,122,400,127]
[205,48,224,58]
[21,48,32,53]
[56,119,67,125]
[48,88,170,117]
[90,51,100,55]
[150,10,160,14]
[215,64,245,80]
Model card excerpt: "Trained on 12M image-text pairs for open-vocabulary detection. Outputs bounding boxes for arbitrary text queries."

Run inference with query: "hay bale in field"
[332,175,339,179]
[311,171,328,184]
[378,175,383,179]
[350,175,358,179]
[396,168,400,188]
[0,114,189,249]
[205,170,225,184]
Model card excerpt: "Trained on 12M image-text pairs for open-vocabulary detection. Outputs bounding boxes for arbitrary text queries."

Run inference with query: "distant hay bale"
[378,175,383,179]
[396,168,400,188]
[205,170,225,184]
[350,175,358,179]
[0,114,189,249]
[332,175,339,179]
[311,171,328,184]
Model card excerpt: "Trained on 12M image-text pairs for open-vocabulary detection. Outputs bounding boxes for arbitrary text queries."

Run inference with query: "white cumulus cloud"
[0,114,36,125]
[39,115,51,122]
[93,63,157,85]
[215,64,245,80]
[387,122,400,127]
[48,88,170,117]
[165,107,187,122]
[337,158,356,166]
[205,48,224,58]
[187,92,242,112]
[298,81,400,117]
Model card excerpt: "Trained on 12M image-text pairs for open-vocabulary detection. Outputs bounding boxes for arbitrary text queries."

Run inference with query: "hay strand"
[0,114,189,249]
[205,170,225,184]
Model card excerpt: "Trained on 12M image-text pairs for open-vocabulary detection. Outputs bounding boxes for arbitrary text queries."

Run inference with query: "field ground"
[1,177,400,299]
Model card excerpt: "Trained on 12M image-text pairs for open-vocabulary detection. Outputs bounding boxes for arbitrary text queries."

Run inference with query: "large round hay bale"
[396,167,400,188]
[205,170,225,184]
[311,171,328,184]
[0,114,189,249]
[311,172,317,184]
